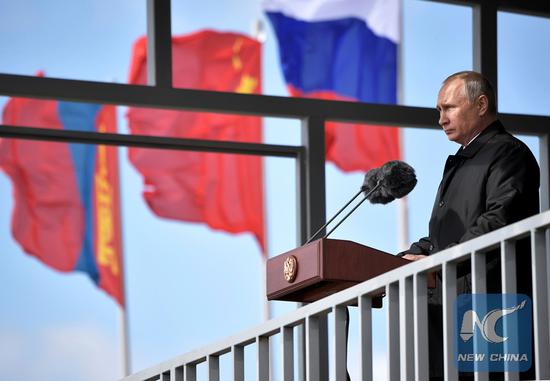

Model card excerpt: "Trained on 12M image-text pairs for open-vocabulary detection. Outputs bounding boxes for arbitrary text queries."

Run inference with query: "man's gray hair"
[443,71,497,114]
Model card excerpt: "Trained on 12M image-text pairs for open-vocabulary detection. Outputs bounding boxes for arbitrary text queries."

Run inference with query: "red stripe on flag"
[0,97,84,271]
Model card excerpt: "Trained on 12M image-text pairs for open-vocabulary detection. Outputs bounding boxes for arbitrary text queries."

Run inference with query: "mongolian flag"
[127,30,265,252]
[265,0,402,171]
[0,97,124,305]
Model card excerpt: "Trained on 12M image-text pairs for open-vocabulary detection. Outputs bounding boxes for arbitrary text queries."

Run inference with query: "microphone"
[305,160,417,244]
[361,160,417,204]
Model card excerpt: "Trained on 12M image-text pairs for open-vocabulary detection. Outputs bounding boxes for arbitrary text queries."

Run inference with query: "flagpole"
[109,104,131,377]
[397,0,409,252]
[252,13,271,324]
[118,172,131,378]
[253,19,273,378]
[120,304,131,377]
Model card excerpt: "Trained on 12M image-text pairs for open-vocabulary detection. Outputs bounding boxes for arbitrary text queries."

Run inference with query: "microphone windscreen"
[379,160,417,199]
[361,167,395,204]
[361,167,379,192]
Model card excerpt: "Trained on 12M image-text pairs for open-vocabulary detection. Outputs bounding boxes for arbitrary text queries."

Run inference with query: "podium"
[266,238,412,303]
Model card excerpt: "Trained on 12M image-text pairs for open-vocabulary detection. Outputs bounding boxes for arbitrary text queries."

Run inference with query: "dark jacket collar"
[455,119,504,158]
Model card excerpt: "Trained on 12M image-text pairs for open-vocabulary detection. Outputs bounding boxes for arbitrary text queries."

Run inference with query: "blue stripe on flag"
[266,11,397,103]
[57,102,101,282]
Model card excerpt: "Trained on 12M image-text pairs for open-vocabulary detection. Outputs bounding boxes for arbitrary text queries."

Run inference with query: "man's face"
[436,79,482,146]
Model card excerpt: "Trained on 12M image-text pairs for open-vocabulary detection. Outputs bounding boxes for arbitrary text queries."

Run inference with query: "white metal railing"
[123,211,550,381]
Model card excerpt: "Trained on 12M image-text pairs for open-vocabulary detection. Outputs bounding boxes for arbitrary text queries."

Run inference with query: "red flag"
[0,96,124,305]
[288,90,401,172]
[127,30,265,252]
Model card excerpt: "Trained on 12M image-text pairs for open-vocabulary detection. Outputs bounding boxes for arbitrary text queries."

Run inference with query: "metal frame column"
[473,1,498,93]
[146,0,172,88]
[299,115,328,381]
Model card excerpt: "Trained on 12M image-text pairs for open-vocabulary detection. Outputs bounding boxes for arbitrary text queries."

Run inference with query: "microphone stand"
[305,180,382,244]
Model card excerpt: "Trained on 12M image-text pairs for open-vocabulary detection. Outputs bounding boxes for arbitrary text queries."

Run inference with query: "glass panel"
[403,1,473,108]
[324,121,403,253]
[171,0,400,106]
[0,0,474,109]
[498,11,550,116]
[325,151,403,254]
[0,0,146,82]
[0,139,296,376]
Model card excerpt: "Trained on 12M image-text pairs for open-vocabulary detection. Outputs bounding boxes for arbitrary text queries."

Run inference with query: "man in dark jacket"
[404,71,539,257]
[400,71,540,380]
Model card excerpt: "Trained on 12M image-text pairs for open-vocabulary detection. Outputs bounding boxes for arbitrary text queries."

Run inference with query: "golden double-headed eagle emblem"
[283,255,298,283]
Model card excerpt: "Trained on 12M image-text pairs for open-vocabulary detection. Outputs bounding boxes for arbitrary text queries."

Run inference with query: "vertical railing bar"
[282,326,295,381]
[171,366,183,381]
[306,315,320,381]
[258,336,270,381]
[296,320,306,381]
[443,262,458,381]
[472,250,487,294]
[501,240,517,293]
[233,345,244,381]
[333,305,348,381]
[387,283,400,381]
[359,295,373,381]
[318,316,329,381]
[400,277,414,380]
[472,251,488,381]
[208,355,220,381]
[184,363,196,381]
[414,273,429,381]
[501,240,519,381]
[531,229,550,379]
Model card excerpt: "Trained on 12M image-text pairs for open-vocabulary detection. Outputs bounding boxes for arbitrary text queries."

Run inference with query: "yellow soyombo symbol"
[94,122,119,276]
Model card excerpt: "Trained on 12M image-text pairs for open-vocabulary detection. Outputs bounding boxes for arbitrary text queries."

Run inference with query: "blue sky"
[0,1,549,380]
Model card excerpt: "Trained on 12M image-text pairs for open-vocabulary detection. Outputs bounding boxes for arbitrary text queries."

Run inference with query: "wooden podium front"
[266,238,410,303]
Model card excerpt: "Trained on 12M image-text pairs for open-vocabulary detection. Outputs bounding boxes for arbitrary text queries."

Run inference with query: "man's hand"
[401,254,428,261]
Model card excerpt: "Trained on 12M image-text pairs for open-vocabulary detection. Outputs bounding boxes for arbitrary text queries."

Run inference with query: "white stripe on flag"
[262,0,400,43]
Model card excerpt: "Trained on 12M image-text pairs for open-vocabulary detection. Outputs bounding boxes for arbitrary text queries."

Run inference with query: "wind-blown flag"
[265,0,401,171]
[0,97,124,305]
[127,30,265,252]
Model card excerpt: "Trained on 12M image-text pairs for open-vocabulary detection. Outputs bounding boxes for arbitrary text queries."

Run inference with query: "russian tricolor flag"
[265,0,401,171]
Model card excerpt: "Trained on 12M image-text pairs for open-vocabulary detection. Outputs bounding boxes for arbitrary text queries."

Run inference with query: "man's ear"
[477,94,489,116]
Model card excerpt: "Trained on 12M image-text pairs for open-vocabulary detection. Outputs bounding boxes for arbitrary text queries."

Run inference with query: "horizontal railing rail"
[123,210,550,381]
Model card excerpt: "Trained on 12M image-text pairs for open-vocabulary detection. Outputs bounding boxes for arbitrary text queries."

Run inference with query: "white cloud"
[0,328,27,375]
[0,323,120,381]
